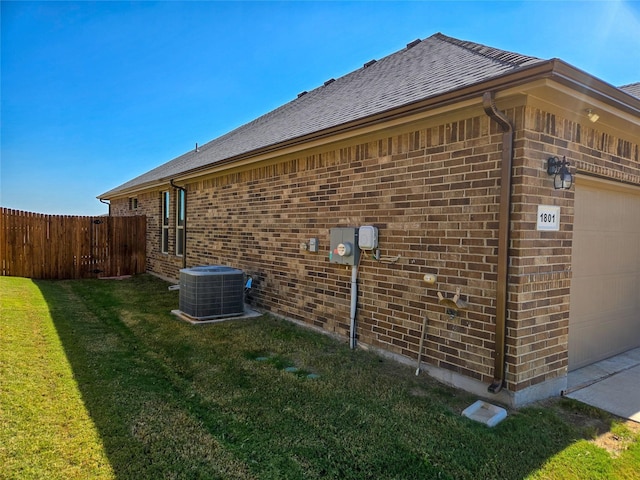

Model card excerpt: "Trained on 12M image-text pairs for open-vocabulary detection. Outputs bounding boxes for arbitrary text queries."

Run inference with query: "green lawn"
[1,275,638,479]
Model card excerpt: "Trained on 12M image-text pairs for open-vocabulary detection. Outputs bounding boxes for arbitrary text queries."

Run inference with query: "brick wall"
[506,106,640,391]
[116,108,509,387]
[111,189,182,279]
[109,102,639,394]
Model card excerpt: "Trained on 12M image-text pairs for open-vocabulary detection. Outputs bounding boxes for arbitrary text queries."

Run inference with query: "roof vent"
[363,59,377,68]
[324,78,335,86]
[406,39,422,49]
[297,91,308,98]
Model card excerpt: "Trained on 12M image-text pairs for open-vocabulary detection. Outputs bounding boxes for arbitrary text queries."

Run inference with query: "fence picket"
[0,208,146,279]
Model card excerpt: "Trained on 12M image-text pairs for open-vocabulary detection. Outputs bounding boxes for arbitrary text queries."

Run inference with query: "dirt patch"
[592,420,640,457]
[540,397,640,456]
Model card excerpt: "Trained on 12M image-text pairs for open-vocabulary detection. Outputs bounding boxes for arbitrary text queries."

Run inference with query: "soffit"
[518,79,640,140]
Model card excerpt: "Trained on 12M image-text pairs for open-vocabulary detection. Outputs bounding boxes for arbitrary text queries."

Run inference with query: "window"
[176,188,185,256]
[128,197,138,210]
[161,191,170,254]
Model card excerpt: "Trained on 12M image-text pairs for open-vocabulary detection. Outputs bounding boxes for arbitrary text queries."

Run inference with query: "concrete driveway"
[565,347,640,423]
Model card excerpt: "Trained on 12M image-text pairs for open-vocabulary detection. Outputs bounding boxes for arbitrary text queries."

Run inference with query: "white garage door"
[569,177,640,370]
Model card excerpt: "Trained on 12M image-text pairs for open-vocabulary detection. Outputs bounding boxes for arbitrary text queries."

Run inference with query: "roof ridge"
[432,32,541,68]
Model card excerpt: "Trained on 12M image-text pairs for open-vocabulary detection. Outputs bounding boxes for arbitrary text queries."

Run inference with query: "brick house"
[99,33,640,407]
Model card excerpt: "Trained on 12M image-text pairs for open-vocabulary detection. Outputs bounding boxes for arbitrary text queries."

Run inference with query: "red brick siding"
[109,102,639,394]
[138,111,508,386]
[111,190,183,278]
[507,106,640,390]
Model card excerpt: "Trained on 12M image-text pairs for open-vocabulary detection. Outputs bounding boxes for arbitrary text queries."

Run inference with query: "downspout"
[482,91,513,394]
[170,179,187,269]
[99,198,111,216]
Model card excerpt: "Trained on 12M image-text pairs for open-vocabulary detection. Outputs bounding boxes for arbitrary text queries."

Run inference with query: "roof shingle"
[102,32,546,197]
[620,82,640,99]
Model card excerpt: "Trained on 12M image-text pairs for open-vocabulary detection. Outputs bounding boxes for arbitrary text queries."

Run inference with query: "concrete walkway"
[565,347,640,423]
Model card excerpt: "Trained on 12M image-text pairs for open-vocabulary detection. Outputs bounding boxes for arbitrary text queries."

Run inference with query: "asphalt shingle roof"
[620,82,640,99]
[102,33,547,197]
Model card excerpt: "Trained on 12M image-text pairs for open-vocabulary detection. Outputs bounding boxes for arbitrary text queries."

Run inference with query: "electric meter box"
[329,227,359,265]
[358,226,378,250]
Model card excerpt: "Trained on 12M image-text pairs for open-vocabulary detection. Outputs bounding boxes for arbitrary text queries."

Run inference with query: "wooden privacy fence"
[0,208,146,279]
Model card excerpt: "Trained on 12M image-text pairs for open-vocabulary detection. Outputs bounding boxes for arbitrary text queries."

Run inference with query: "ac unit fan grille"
[179,266,244,319]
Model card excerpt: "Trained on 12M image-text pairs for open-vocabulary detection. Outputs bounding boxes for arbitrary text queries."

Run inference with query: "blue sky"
[2,1,639,216]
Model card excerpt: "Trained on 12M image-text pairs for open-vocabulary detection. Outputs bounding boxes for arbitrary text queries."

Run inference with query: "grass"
[1,274,639,479]
[0,277,113,478]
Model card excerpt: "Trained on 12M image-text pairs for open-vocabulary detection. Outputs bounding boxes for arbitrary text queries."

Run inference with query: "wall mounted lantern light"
[547,156,573,190]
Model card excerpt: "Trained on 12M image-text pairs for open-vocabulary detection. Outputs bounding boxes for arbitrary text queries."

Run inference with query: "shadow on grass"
[34,275,611,479]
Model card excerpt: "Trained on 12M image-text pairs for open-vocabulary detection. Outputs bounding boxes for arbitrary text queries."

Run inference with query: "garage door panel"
[570,311,638,367]
[571,296,637,328]
[572,234,639,276]
[569,178,640,370]
[570,316,637,368]
[572,266,638,303]
[580,188,640,231]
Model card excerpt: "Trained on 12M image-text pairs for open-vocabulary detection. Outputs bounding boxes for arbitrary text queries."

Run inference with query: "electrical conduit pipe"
[350,265,358,349]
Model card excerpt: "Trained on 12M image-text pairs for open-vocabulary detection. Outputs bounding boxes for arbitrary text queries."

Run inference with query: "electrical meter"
[329,227,359,265]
